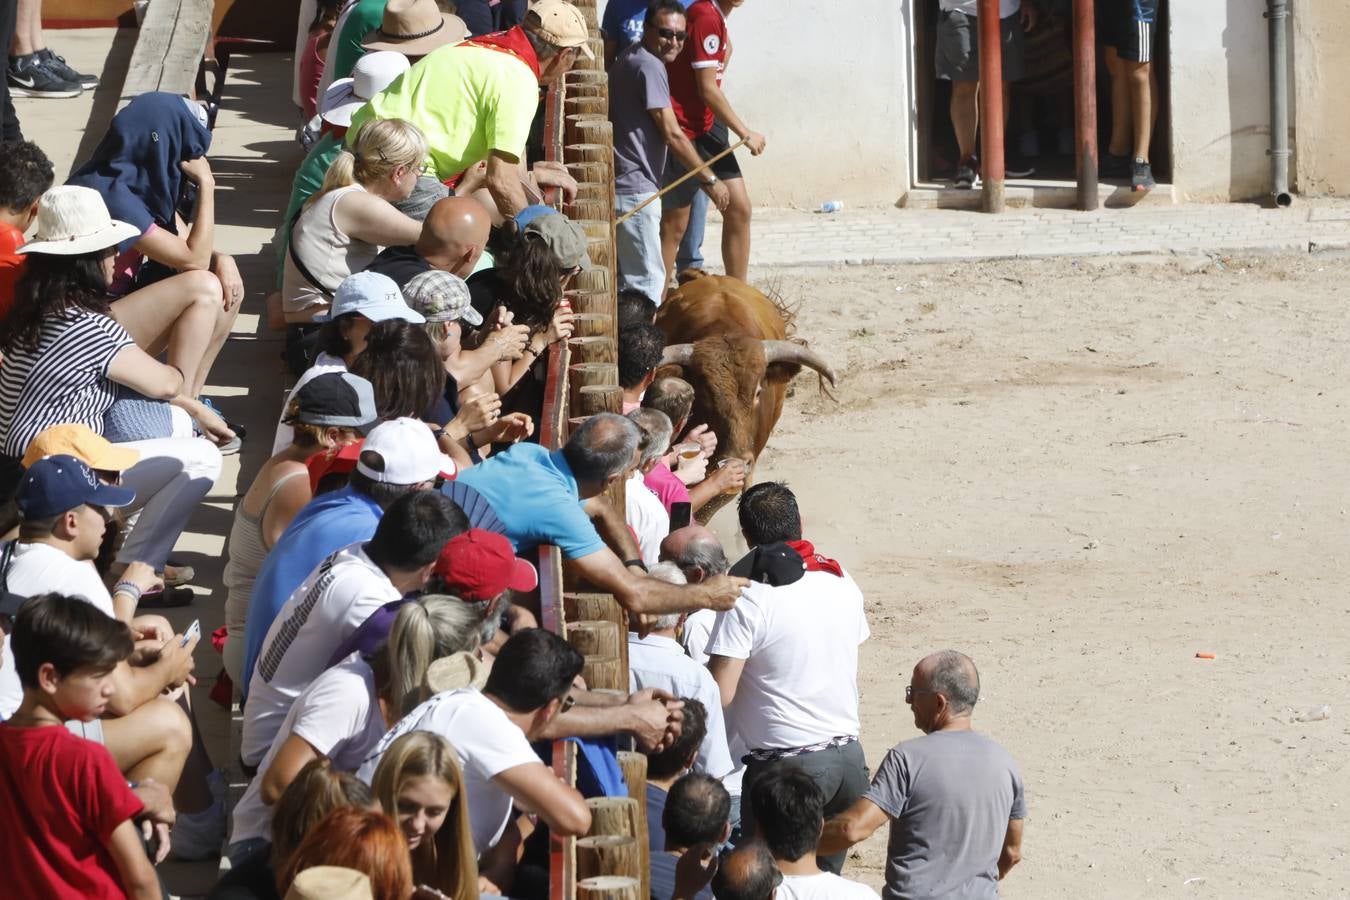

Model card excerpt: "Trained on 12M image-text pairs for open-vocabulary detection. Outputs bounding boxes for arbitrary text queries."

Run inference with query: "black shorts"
[661,120,742,210]
[1101,0,1158,63]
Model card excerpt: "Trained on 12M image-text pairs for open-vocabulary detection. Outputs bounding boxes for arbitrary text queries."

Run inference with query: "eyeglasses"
[905,685,937,703]
[656,28,688,41]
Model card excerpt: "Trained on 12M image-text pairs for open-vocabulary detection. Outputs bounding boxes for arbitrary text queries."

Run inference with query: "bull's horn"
[661,343,695,368]
[762,340,837,386]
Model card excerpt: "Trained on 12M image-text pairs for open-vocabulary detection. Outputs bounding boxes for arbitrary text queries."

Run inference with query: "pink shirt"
[643,461,690,514]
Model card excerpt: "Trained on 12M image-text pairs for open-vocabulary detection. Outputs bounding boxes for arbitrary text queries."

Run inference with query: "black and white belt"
[743,735,857,764]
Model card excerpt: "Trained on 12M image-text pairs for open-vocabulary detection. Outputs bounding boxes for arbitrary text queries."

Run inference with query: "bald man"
[819,651,1026,899]
[708,842,784,900]
[368,195,493,288]
[659,524,729,664]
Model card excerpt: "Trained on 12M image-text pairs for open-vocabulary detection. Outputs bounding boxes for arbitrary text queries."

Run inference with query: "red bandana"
[462,26,541,80]
[786,540,843,578]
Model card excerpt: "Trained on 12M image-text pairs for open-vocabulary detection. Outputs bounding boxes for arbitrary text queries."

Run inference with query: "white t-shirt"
[625,471,669,566]
[0,543,117,718]
[357,688,541,854]
[242,542,400,765]
[681,608,716,665]
[628,633,733,779]
[272,352,347,453]
[780,872,882,899]
[231,654,387,845]
[706,570,869,752]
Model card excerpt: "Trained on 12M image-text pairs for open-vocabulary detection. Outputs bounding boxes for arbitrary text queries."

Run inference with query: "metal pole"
[1072,0,1098,210]
[1266,0,1293,207]
[977,0,1005,212]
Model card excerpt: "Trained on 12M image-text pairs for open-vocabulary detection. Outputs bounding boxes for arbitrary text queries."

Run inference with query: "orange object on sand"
[1195,652,1216,660]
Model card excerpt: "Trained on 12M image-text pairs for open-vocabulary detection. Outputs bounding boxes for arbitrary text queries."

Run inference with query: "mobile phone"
[670,501,692,531]
[180,619,201,648]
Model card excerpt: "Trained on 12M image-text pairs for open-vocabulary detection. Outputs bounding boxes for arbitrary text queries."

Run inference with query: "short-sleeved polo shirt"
[667,0,728,139]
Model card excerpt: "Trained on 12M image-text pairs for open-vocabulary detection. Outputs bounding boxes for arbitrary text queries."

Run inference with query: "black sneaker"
[6,53,82,98]
[1131,158,1156,192]
[38,48,98,88]
[954,156,980,190]
[1006,156,1036,178]
[1103,152,1131,179]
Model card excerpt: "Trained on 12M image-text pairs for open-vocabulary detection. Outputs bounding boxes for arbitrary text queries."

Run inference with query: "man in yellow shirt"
[350,0,590,218]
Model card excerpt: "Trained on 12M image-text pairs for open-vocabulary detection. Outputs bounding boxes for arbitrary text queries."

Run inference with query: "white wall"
[1166,0,1272,201]
[1293,0,1350,195]
[598,0,911,207]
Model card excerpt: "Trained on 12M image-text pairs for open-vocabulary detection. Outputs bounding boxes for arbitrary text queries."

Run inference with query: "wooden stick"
[616,136,750,224]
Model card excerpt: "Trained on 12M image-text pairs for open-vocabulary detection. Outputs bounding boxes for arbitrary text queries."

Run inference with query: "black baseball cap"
[14,454,136,520]
[293,372,379,434]
[729,542,806,587]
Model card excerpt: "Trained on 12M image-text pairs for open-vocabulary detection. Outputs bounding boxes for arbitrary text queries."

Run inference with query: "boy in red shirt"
[0,139,54,319]
[0,593,162,899]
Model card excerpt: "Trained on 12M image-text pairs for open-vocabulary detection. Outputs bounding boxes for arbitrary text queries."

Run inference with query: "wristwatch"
[703,175,718,187]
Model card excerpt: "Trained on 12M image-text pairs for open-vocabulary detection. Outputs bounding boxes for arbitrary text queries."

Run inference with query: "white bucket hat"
[320,50,412,127]
[19,186,141,256]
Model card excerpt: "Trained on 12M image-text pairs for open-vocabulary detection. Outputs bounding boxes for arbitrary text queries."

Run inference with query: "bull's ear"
[763,361,802,385]
[653,364,685,380]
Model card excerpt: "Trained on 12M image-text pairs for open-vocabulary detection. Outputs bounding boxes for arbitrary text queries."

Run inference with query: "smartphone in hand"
[180,619,201,648]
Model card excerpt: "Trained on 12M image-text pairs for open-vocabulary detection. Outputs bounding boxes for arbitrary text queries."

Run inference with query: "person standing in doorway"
[935,0,1037,189]
[1102,0,1159,191]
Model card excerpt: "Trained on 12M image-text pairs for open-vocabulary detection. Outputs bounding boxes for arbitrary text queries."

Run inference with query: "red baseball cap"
[306,439,364,493]
[433,529,538,601]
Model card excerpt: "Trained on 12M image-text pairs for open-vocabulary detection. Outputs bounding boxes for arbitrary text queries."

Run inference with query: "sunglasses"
[656,27,687,41]
[905,685,938,703]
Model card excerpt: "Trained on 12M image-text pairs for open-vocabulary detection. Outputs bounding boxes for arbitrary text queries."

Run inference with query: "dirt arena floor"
[705,252,1350,897]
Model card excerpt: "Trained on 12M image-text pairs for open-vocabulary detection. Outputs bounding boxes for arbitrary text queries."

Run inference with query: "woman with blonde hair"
[281,117,427,332]
[227,596,481,861]
[372,732,478,900]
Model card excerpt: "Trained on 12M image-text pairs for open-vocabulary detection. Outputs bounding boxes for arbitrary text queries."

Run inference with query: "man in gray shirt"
[609,0,729,302]
[818,651,1026,899]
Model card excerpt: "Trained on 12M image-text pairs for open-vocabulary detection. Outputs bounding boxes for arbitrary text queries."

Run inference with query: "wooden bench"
[121,0,226,127]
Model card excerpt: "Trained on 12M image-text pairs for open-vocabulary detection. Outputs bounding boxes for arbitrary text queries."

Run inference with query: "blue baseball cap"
[15,454,137,519]
[314,271,426,324]
[513,204,556,229]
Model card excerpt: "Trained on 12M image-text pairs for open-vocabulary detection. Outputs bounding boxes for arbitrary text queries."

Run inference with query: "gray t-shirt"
[609,42,671,195]
[865,730,1026,900]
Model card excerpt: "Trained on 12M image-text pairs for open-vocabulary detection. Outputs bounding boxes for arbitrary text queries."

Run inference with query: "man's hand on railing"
[627,688,686,753]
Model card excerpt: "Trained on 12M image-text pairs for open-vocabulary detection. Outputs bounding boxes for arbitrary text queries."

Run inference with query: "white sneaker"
[170,770,227,860]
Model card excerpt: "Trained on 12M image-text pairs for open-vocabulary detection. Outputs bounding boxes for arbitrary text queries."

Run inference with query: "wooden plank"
[122,0,212,100]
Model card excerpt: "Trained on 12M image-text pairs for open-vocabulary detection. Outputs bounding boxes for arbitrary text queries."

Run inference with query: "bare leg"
[1104,47,1131,157]
[10,0,40,55]
[660,205,692,294]
[108,269,223,393]
[192,285,241,397]
[719,177,752,282]
[171,692,215,814]
[1129,60,1155,161]
[102,697,192,791]
[950,80,980,160]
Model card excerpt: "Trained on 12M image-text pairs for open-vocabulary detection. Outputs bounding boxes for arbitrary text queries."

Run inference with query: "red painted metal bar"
[977,0,1006,212]
[1073,0,1099,210]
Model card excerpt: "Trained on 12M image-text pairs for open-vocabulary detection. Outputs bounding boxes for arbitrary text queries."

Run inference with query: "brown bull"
[654,274,835,517]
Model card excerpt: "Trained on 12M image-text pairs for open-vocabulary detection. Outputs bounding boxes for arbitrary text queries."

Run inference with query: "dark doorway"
[912,1,1171,186]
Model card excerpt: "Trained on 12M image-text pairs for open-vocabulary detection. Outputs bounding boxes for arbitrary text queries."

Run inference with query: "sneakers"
[38,48,98,88]
[170,770,227,861]
[6,53,82,98]
[1131,158,1157,192]
[1103,152,1132,179]
[1005,156,1036,179]
[954,156,980,190]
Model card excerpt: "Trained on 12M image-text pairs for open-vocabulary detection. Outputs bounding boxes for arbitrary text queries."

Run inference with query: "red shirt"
[0,723,144,899]
[0,220,26,320]
[667,0,728,139]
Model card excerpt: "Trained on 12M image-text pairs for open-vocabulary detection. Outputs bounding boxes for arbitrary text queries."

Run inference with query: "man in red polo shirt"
[660,0,764,286]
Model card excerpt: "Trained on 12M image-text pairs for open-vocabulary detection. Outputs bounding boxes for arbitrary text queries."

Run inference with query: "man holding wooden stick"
[660,0,765,285]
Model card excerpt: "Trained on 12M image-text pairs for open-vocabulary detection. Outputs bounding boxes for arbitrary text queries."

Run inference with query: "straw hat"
[362,0,467,56]
[19,186,140,256]
[422,651,488,696]
[284,866,373,900]
[321,50,412,127]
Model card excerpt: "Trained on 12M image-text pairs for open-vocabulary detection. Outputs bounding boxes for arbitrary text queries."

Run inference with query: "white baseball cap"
[320,51,411,127]
[316,271,425,323]
[356,417,456,483]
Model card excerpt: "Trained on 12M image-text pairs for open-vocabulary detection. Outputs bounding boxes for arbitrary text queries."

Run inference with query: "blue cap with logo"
[15,454,137,519]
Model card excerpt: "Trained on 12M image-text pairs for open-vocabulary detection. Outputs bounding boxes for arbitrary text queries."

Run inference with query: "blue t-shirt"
[647,782,668,853]
[241,486,384,694]
[602,0,695,53]
[652,852,712,900]
[456,444,604,559]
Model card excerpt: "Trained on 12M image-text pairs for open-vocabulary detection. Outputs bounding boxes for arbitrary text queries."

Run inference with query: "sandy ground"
[713,253,1350,897]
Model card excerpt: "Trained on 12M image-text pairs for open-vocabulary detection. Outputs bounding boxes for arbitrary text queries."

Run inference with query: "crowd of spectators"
[0,1,1025,898]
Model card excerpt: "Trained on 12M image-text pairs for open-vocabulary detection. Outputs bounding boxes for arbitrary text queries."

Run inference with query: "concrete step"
[900,178,1178,210]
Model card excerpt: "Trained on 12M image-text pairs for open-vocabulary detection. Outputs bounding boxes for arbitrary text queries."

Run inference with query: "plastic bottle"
[1293,705,1331,723]
[817,200,843,214]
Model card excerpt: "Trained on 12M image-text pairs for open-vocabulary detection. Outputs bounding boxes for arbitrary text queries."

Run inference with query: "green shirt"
[275,133,343,288]
[348,43,540,180]
[329,0,388,84]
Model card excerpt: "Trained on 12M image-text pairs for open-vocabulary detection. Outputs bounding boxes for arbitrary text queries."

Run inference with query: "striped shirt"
[0,308,134,457]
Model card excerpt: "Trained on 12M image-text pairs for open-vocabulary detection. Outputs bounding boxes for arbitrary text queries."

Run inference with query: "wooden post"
[569,360,619,388]
[573,268,610,296]
[571,313,613,338]
[565,592,629,674]
[586,796,641,839]
[577,878,640,900]
[566,619,621,658]
[582,654,624,692]
[1072,0,1099,210]
[566,287,616,319]
[614,750,651,890]
[565,113,607,148]
[977,0,1005,213]
[576,836,640,884]
[565,198,612,222]
[565,95,608,117]
[568,337,618,367]
[566,162,609,185]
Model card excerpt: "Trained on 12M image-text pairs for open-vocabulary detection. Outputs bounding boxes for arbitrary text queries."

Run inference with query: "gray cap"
[293,372,379,433]
[524,212,592,271]
[403,269,483,326]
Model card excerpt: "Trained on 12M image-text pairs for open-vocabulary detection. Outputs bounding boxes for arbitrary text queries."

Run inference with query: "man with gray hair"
[628,561,733,781]
[459,412,746,616]
[659,524,731,661]
[819,651,1026,899]
[626,407,675,565]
